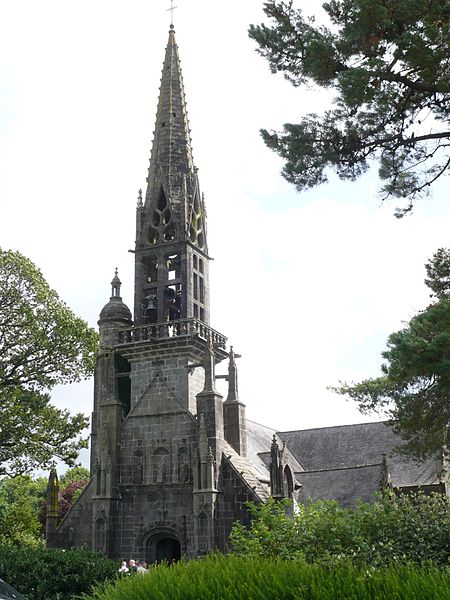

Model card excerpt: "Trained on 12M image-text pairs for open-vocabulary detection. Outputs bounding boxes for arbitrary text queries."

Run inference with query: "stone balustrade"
[116,318,227,349]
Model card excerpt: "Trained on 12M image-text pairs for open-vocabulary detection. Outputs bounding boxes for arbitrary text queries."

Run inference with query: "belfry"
[50,25,446,561]
[51,26,270,561]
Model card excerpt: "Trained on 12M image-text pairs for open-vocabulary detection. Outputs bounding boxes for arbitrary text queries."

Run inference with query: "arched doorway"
[156,538,181,563]
[145,528,181,564]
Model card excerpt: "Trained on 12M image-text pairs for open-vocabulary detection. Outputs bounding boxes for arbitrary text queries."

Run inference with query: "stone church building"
[46,27,446,562]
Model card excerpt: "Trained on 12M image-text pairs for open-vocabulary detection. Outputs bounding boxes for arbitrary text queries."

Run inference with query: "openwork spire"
[142,27,207,252]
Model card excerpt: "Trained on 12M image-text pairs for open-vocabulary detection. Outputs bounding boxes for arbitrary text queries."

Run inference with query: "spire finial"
[225,346,241,402]
[167,0,177,27]
[137,188,143,208]
[111,269,121,299]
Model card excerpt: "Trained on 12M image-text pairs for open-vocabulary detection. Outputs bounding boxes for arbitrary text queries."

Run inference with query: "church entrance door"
[156,538,181,563]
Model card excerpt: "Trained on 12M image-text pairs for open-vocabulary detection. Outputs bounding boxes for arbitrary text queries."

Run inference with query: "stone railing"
[116,318,227,349]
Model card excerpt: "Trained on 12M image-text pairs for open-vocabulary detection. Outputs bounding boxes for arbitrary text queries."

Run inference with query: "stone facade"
[50,27,265,561]
[48,26,448,562]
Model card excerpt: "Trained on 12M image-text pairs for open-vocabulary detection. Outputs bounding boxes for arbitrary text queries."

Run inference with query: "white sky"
[1,1,449,468]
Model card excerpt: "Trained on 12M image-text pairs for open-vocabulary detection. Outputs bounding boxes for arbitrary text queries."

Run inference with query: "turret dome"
[98,269,132,327]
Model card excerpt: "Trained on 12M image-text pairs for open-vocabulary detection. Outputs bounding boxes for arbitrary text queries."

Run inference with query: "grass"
[82,554,450,600]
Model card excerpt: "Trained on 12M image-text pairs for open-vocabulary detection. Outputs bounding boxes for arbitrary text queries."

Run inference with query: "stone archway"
[145,527,181,564]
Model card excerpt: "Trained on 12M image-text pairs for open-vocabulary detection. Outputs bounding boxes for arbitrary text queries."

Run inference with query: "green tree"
[333,248,450,461]
[0,468,91,547]
[249,1,450,216]
[0,249,98,476]
[0,475,47,548]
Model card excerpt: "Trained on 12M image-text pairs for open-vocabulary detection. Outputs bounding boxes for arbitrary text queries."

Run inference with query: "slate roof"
[296,463,384,506]
[244,419,276,481]
[278,421,442,489]
[222,440,270,501]
[240,420,443,507]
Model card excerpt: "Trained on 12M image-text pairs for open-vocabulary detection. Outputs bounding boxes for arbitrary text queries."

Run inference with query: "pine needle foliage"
[249,1,450,215]
[332,248,450,462]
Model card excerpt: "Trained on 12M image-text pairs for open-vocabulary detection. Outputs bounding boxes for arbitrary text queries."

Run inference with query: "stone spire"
[134,27,211,326]
[141,26,207,252]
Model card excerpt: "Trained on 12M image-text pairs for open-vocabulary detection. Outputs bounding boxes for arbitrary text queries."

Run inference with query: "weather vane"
[167,0,177,26]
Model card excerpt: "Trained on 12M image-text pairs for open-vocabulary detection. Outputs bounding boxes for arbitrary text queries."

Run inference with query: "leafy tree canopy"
[332,248,450,461]
[0,249,98,476]
[0,467,91,547]
[0,475,47,548]
[249,1,450,216]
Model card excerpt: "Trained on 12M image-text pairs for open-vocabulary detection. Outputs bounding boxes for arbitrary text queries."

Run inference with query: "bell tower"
[134,25,210,327]
[50,24,259,562]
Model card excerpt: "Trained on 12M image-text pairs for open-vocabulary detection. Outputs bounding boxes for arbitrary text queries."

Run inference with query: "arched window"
[283,465,294,498]
[94,518,105,552]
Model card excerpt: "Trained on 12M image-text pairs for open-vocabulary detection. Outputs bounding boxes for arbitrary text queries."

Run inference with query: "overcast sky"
[1,1,449,467]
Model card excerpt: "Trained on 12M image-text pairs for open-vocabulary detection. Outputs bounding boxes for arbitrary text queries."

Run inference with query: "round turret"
[98,269,132,328]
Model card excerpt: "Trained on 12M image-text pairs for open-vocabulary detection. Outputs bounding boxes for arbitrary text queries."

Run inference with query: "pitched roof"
[240,420,442,506]
[278,422,441,489]
[222,440,270,501]
[296,463,384,506]
[245,419,276,480]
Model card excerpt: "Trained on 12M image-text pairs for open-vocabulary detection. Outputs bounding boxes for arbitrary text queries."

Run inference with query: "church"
[46,26,446,562]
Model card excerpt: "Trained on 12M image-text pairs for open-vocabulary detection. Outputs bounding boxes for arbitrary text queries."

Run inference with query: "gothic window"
[148,186,176,244]
[198,512,208,552]
[115,354,131,417]
[148,226,159,245]
[94,519,106,552]
[164,284,181,321]
[165,254,180,280]
[189,196,205,249]
[164,221,175,242]
[193,273,198,300]
[283,465,294,499]
[143,256,158,284]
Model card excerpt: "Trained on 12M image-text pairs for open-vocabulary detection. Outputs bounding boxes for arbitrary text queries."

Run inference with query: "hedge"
[231,493,450,566]
[83,554,450,600]
[0,546,118,600]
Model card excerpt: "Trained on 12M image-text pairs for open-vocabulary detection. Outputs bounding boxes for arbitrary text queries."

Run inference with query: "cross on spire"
[167,0,177,26]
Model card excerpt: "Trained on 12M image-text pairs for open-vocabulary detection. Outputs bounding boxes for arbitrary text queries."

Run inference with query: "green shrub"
[83,554,450,600]
[0,546,117,600]
[230,492,450,566]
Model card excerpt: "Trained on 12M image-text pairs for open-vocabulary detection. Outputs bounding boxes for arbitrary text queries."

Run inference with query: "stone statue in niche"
[153,449,169,483]
[132,449,144,485]
[178,449,189,483]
